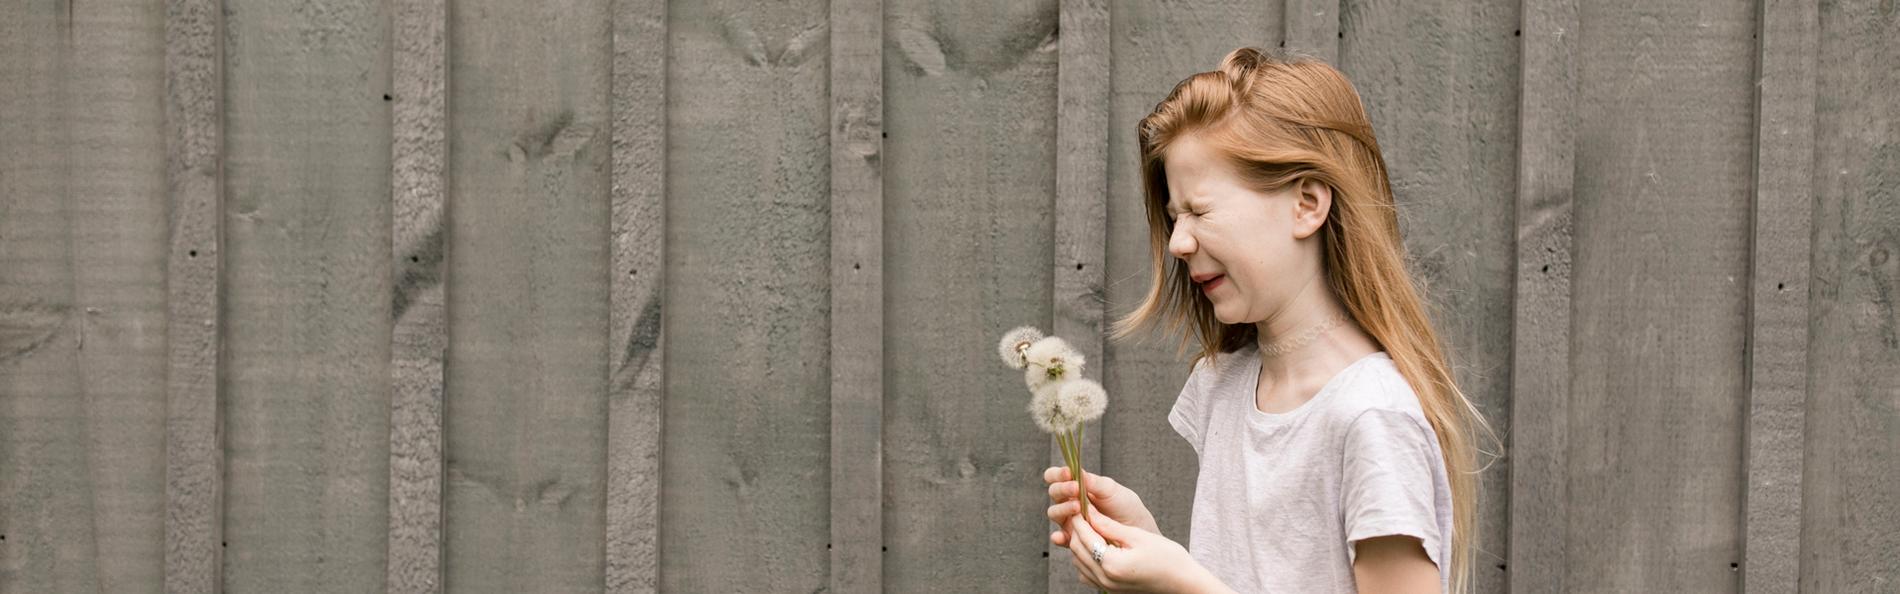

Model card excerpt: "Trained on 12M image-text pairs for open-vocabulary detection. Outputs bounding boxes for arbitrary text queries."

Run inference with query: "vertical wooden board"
[1102,0,1281,550]
[68,1,174,590]
[1337,0,1519,588]
[660,1,831,591]
[1049,1,1108,592]
[828,0,884,593]
[0,4,97,591]
[1567,0,1755,590]
[1800,0,1900,590]
[388,0,449,590]
[607,0,665,592]
[219,1,392,590]
[882,1,1058,590]
[1506,0,1575,589]
[443,0,612,590]
[164,0,226,590]
[1740,0,1816,592]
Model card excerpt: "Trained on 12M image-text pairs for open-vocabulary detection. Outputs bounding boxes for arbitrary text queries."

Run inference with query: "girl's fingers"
[1042,466,1072,484]
[1047,501,1078,523]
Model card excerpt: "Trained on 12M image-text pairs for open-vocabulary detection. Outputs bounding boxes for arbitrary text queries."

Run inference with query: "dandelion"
[997,326,1044,370]
[1023,336,1084,392]
[1057,378,1108,424]
[997,326,1109,534]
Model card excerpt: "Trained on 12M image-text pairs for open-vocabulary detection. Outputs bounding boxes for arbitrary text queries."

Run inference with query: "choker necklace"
[1259,312,1349,357]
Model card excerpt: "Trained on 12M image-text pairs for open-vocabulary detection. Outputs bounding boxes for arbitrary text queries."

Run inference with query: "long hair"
[1109,47,1496,593]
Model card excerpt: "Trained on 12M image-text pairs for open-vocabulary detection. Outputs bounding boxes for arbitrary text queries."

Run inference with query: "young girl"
[1043,48,1493,594]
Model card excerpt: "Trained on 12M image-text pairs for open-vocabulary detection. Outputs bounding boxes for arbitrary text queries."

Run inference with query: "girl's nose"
[1167,224,1195,259]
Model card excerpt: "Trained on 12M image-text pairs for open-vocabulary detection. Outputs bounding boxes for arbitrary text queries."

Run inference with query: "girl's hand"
[1044,466,1159,546]
[1063,510,1210,593]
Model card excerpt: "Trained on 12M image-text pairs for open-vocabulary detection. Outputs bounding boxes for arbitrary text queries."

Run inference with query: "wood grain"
[660,1,832,591]
[882,0,1060,589]
[163,0,226,590]
[220,1,392,589]
[1566,1,1757,590]
[1507,0,1576,590]
[389,0,449,589]
[443,0,614,590]
[1800,0,1900,590]
[606,0,666,592]
[828,0,884,592]
[1740,0,1816,591]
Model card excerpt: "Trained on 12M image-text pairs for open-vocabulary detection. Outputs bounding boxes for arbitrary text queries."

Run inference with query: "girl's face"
[1161,134,1331,325]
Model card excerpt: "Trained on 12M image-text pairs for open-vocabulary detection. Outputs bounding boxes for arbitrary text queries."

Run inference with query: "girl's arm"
[1350,535,1440,594]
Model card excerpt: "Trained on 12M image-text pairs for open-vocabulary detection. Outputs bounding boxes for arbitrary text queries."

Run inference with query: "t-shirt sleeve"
[1340,407,1448,571]
[1166,359,1211,457]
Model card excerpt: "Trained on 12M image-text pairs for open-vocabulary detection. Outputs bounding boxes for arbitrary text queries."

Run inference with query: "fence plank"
[1566,1,1757,590]
[388,0,449,589]
[1800,0,1900,590]
[1740,0,1816,592]
[882,0,1060,590]
[660,2,832,591]
[606,0,667,592]
[1338,0,1520,588]
[1506,0,1576,590]
[443,0,613,590]
[1,4,93,591]
[828,0,884,592]
[1100,0,1281,555]
[1050,1,1109,592]
[163,0,226,590]
[220,2,391,590]
[64,2,173,590]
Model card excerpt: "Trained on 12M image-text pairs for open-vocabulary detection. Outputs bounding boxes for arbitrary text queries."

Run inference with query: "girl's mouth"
[1200,274,1225,293]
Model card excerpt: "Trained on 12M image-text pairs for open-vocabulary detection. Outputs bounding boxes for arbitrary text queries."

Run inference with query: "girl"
[1043,47,1494,594]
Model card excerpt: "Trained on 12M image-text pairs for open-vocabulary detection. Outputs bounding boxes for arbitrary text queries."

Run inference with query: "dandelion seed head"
[997,326,1044,370]
[1028,382,1080,434]
[1058,379,1108,422]
[1023,337,1084,392]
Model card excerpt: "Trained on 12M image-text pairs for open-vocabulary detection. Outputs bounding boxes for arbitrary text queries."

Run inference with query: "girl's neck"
[1253,294,1379,388]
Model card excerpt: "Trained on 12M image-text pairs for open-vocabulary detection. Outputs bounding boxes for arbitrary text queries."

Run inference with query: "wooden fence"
[1,0,1895,592]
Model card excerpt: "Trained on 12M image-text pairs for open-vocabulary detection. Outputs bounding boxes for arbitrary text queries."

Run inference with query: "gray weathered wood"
[1506,0,1576,590]
[163,0,225,591]
[1740,0,1816,592]
[607,0,666,593]
[1050,1,1109,592]
[828,0,884,592]
[443,1,613,590]
[1800,0,1900,590]
[1338,0,1520,589]
[1100,0,1281,554]
[660,2,832,591]
[219,2,391,590]
[1,4,93,591]
[388,0,449,590]
[1285,0,1340,64]
[61,2,174,590]
[882,1,1059,590]
[605,0,667,592]
[1566,1,1757,590]
[1,4,171,593]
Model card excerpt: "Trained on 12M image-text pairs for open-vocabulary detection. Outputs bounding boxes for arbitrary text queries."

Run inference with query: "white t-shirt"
[1168,344,1453,593]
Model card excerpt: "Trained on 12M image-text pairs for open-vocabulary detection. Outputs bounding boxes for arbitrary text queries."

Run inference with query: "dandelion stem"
[1074,424,1092,521]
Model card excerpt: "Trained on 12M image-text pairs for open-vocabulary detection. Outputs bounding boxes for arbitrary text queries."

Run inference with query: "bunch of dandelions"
[998,326,1108,523]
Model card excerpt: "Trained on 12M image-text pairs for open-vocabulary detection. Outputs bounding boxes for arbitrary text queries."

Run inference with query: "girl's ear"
[1291,178,1332,240]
